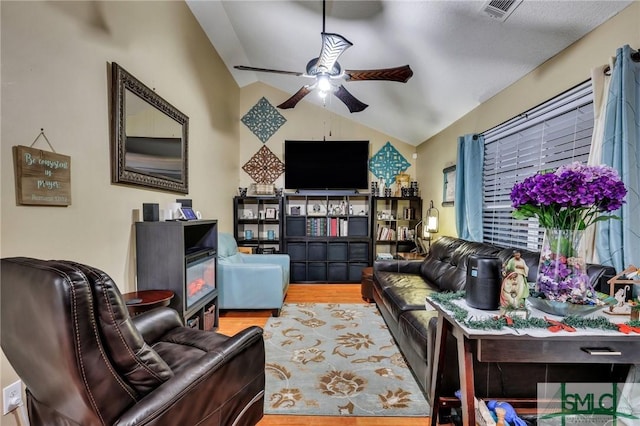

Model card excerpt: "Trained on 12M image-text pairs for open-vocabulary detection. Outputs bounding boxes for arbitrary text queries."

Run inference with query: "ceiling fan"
[234,0,413,113]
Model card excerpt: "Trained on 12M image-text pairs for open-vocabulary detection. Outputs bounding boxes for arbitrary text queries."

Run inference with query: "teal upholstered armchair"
[217,233,290,316]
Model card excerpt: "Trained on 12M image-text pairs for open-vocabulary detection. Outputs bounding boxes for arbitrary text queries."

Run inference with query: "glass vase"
[535,228,593,305]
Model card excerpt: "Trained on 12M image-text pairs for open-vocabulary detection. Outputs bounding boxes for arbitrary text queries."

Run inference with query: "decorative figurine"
[607,284,633,315]
[500,250,529,310]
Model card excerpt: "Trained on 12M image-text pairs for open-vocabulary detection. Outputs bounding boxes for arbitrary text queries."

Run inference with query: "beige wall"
[0,1,240,423]
[238,82,418,192]
[415,2,640,239]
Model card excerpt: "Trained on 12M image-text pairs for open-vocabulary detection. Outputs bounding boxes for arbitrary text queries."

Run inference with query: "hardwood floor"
[218,283,431,426]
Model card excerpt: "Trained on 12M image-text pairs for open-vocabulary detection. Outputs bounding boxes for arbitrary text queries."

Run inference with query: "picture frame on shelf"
[394,172,410,196]
[442,165,456,206]
[265,208,277,219]
[307,201,326,216]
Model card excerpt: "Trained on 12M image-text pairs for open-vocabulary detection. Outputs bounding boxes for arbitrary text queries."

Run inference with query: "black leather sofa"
[373,236,629,403]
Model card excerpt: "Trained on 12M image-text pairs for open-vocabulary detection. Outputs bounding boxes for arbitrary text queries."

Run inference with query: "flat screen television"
[284,140,369,190]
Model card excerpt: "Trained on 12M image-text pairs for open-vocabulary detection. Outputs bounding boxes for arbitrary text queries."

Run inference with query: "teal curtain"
[455,134,484,241]
[597,45,640,282]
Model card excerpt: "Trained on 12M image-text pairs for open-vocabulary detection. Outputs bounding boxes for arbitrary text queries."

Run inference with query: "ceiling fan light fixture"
[317,74,332,92]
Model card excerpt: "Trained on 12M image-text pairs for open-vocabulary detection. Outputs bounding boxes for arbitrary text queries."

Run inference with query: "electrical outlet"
[3,380,23,415]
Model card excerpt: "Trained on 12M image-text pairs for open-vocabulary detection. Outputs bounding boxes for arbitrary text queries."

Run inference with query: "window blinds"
[482,80,594,250]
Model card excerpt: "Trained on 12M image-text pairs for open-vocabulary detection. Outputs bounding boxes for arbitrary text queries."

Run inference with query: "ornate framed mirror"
[111,62,189,194]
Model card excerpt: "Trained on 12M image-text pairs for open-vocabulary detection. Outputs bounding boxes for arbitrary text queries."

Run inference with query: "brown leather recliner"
[1,257,265,426]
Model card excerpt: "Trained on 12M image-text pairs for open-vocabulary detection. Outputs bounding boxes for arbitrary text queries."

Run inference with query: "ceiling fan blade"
[333,85,368,113]
[315,33,352,73]
[234,65,304,76]
[277,86,312,109]
[344,65,413,83]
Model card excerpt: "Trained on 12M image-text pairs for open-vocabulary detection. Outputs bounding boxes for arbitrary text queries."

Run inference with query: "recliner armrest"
[114,326,265,425]
[132,307,183,343]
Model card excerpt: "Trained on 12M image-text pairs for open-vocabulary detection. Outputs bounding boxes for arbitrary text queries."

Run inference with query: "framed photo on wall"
[442,165,456,206]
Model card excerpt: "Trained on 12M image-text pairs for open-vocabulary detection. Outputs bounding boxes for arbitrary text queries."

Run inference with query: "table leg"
[429,314,452,425]
[453,327,476,426]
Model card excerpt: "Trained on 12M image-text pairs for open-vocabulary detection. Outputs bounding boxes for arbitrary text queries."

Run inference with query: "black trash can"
[466,254,502,310]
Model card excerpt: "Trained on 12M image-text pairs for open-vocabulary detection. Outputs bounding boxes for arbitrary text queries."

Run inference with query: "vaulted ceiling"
[187,0,633,146]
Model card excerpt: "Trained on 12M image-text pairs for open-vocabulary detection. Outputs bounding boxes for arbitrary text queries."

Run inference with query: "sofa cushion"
[420,237,504,292]
[419,236,465,289]
[374,270,421,293]
[439,241,503,291]
[376,272,439,321]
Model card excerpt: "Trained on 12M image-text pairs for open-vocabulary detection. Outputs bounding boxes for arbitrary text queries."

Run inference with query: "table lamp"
[414,200,439,255]
[426,200,439,234]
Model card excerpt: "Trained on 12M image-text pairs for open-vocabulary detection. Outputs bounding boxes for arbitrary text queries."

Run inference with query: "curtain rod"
[603,46,639,75]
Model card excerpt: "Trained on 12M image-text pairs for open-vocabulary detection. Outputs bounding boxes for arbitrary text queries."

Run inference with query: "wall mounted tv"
[284,140,370,191]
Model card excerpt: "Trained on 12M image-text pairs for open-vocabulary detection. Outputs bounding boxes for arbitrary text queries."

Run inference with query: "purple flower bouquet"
[510,163,627,306]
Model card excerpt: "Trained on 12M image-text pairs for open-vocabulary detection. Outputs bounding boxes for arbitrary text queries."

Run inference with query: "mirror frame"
[111,62,189,194]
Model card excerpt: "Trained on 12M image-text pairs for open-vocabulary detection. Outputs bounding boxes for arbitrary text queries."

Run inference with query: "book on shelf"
[306,217,328,236]
[302,216,351,237]
[376,224,396,241]
[340,218,348,236]
[397,226,410,241]
[329,217,338,236]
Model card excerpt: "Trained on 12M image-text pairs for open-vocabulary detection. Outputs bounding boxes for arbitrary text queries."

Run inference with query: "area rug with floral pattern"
[263,303,430,417]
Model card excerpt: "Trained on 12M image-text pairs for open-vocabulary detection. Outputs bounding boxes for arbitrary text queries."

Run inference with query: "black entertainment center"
[280,140,372,282]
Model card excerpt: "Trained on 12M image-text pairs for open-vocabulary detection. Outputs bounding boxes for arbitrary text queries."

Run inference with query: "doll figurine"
[500,250,529,310]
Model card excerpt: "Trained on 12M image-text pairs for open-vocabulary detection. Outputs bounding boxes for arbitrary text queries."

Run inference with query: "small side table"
[123,290,175,316]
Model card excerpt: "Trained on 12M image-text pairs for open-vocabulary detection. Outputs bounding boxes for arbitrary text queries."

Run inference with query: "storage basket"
[203,304,216,331]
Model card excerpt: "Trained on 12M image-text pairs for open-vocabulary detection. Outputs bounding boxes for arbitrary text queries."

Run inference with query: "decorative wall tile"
[368,141,411,187]
[241,97,287,143]
[242,145,284,184]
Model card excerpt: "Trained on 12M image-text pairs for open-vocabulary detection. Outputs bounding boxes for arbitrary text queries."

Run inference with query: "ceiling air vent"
[480,0,523,22]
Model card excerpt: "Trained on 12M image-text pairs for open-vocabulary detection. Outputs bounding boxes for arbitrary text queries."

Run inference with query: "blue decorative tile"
[241,97,287,143]
[368,141,411,187]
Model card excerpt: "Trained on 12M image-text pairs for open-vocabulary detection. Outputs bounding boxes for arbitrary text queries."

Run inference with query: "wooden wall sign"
[13,145,71,206]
